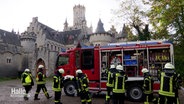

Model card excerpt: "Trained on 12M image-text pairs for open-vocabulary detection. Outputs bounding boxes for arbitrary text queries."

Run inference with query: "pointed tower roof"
[119,24,128,38]
[95,19,105,33]
[64,18,68,25]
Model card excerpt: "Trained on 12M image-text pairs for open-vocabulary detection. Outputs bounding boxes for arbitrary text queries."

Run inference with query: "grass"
[0,77,18,82]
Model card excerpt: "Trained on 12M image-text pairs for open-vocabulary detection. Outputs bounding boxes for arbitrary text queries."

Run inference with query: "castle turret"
[117,24,128,42]
[95,19,105,33]
[63,18,68,31]
[20,31,36,53]
[89,19,112,46]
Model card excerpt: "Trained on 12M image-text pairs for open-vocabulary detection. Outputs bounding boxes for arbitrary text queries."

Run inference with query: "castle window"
[51,45,53,50]
[7,58,11,64]
[47,44,49,49]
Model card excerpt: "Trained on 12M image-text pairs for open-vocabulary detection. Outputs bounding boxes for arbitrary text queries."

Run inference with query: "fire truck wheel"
[126,85,143,102]
[64,81,77,96]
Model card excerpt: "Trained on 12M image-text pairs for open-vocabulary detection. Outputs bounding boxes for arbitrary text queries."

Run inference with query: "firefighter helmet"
[141,68,149,73]
[110,64,115,69]
[58,68,64,74]
[164,63,174,69]
[38,65,44,69]
[116,65,123,70]
[25,68,30,72]
[76,69,83,75]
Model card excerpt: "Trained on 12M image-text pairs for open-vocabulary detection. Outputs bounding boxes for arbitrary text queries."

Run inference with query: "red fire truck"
[55,40,174,101]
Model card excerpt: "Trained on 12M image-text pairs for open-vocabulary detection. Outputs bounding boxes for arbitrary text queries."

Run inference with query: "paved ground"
[0,79,183,104]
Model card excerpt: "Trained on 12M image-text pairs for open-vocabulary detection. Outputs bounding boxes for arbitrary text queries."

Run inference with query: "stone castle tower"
[20,31,37,72]
[73,5,86,29]
[64,4,92,35]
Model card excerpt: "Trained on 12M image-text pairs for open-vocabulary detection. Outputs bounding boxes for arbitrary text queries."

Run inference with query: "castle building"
[0,29,22,77]
[89,19,113,46]
[116,24,128,42]
[63,5,93,38]
[0,4,128,77]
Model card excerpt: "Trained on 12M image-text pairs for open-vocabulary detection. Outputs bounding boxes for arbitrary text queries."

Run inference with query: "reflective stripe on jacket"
[77,74,89,92]
[159,72,175,97]
[113,72,127,93]
[143,75,153,94]
[106,71,114,87]
[36,72,46,84]
[21,72,32,86]
[52,75,62,91]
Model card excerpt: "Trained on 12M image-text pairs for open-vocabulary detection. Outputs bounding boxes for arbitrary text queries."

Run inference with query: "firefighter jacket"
[175,73,182,89]
[52,74,64,92]
[21,72,34,86]
[113,72,127,93]
[36,72,46,85]
[106,68,116,87]
[143,74,154,94]
[158,71,180,97]
[76,73,89,92]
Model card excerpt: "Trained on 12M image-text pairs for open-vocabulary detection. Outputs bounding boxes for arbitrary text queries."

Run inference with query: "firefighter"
[21,68,34,100]
[52,68,65,104]
[112,65,127,104]
[34,65,52,100]
[76,69,92,104]
[142,68,154,104]
[158,63,182,104]
[105,64,117,104]
[174,73,182,104]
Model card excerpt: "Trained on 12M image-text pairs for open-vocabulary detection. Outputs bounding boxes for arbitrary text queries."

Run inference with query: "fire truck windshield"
[57,55,69,66]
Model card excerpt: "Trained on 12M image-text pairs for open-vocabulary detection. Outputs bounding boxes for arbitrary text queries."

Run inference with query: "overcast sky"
[0,0,121,33]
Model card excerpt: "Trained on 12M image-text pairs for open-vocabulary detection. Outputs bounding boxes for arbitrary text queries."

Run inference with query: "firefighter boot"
[47,96,52,99]
[34,94,40,100]
[105,101,109,104]
[46,93,52,99]
[24,94,28,100]
[152,97,158,104]
[88,102,92,104]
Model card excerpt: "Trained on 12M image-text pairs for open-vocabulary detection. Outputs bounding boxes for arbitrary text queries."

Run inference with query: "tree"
[113,0,151,40]
[147,0,184,40]
[147,0,184,77]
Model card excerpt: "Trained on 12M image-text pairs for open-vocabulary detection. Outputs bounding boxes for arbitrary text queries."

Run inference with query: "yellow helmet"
[164,63,174,70]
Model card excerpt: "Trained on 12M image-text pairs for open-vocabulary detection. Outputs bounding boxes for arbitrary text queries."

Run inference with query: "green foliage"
[143,0,184,79]
[148,0,184,39]
[113,0,151,40]
[174,42,184,77]
[0,77,17,82]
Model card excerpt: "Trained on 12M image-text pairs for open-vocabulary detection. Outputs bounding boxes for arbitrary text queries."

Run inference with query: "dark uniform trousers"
[35,84,50,98]
[24,85,32,94]
[55,91,62,104]
[159,95,175,104]
[113,93,125,104]
[80,90,91,104]
[144,93,154,104]
[106,86,113,103]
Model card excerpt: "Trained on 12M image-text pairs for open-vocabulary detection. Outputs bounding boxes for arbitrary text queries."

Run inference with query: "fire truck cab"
[55,40,174,101]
